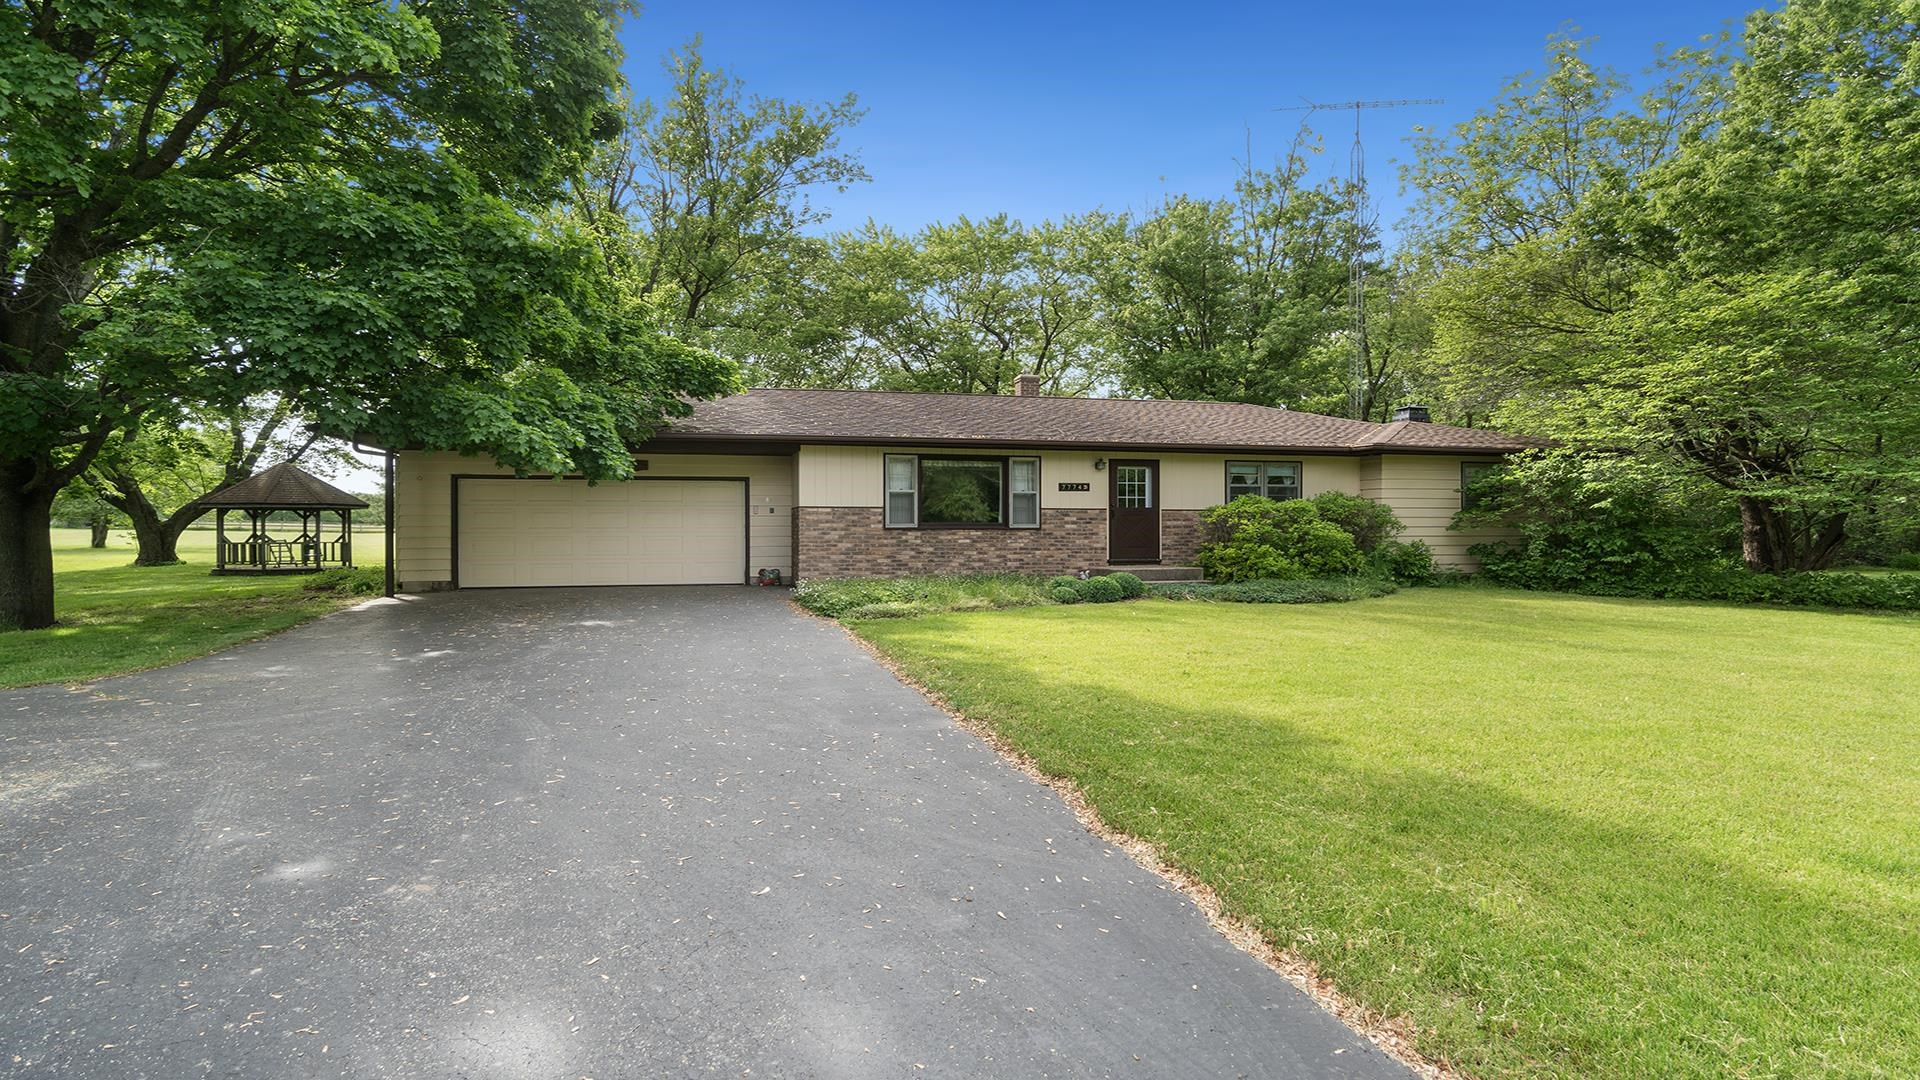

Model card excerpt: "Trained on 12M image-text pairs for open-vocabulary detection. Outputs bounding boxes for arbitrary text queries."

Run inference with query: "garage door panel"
[457,478,745,587]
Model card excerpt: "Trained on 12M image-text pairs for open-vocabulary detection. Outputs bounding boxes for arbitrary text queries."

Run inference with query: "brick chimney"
[1392,404,1431,423]
[1013,373,1043,397]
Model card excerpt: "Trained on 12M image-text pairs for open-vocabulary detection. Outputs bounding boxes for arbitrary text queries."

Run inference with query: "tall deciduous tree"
[1,1,736,630]
[826,215,1110,395]
[568,40,866,350]
[1408,8,1920,570]
[1093,137,1356,409]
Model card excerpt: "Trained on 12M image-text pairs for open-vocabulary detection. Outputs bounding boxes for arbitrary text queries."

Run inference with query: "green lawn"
[0,528,379,688]
[854,589,1920,1079]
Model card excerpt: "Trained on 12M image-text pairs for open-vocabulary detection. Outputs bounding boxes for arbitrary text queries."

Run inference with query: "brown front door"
[1108,459,1160,564]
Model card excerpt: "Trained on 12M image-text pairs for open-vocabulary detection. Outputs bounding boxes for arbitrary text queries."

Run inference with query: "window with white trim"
[885,454,917,527]
[1009,457,1039,528]
[1226,460,1302,501]
[881,455,1038,528]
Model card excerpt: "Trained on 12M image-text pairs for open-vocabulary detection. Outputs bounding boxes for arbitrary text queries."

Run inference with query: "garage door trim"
[450,473,751,588]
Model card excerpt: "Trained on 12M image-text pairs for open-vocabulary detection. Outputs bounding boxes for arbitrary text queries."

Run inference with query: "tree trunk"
[0,460,58,631]
[1737,495,1779,572]
[90,518,109,547]
[1738,494,1849,572]
[117,486,183,565]
[1798,512,1849,571]
[95,472,203,566]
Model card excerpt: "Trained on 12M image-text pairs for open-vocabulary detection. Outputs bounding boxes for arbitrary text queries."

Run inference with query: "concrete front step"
[1090,565,1204,582]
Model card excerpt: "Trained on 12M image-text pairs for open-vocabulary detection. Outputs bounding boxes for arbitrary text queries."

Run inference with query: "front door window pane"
[1115,466,1151,509]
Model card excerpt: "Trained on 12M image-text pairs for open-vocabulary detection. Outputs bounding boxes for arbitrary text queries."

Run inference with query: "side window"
[1263,462,1301,501]
[1226,461,1302,502]
[1009,457,1039,527]
[1460,461,1499,512]
[885,454,917,527]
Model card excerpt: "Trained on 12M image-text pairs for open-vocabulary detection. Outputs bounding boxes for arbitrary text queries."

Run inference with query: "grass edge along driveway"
[0,529,378,688]
[851,589,1920,1079]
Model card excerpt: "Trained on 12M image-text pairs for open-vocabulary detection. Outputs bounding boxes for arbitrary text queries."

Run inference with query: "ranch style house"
[385,377,1538,591]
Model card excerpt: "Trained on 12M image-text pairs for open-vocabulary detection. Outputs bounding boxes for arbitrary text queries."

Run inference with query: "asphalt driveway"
[0,587,1409,1079]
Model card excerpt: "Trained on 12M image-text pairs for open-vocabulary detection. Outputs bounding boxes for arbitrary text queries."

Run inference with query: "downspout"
[384,450,395,597]
[355,441,397,598]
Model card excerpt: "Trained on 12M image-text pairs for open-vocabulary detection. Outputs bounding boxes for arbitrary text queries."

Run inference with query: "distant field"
[50,526,218,570]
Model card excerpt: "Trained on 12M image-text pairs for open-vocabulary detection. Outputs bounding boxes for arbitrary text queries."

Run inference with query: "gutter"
[635,433,1543,458]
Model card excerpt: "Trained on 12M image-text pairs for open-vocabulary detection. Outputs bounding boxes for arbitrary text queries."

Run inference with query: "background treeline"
[569,48,1379,414]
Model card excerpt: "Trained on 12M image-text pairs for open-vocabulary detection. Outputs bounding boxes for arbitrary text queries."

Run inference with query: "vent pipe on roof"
[1392,404,1431,423]
[1013,373,1043,397]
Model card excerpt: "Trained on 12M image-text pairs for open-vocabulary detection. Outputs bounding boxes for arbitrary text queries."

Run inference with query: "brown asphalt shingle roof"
[665,388,1544,455]
[200,462,369,509]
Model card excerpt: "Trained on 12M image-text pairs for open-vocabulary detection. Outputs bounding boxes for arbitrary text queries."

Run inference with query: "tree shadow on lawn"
[891,636,1920,1079]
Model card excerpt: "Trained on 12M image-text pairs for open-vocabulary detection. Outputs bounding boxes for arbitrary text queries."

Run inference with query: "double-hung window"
[1009,457,1039,527]
[883,454,1040,528]
[1460,461,1500,512]
[1226,461,1303,502]
[885,454,918,527]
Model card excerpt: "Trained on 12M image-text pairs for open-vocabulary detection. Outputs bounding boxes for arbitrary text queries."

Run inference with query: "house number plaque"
[1058,482,1091,491]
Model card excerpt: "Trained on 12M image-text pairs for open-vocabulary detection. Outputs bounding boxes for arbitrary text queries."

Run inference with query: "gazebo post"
[215,508,226,572]
[341,509,352,567]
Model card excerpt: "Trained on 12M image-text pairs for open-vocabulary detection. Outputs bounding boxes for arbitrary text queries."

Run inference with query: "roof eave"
[647,431,1531,457]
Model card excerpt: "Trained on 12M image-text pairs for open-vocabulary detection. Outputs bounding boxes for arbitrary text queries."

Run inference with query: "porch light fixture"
[1094,458,1107,471]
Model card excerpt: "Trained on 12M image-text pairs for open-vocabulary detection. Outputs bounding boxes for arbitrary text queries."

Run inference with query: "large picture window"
[1226,461,1302,502]
[884,455,1040,528]
[921,458,1003,524]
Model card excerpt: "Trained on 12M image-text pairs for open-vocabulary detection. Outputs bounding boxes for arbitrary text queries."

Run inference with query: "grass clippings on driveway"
[850,587,1920,1079]
[0,529,379,688]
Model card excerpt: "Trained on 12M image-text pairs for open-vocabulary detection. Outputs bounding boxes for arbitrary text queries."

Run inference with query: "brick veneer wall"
[1161,509,1206,567]
[795,506,1110,579]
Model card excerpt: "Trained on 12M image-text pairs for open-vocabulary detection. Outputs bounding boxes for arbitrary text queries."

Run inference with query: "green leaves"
[1094,136,1357,409]
[1409,4,1920,569]
[819,214,1110,395]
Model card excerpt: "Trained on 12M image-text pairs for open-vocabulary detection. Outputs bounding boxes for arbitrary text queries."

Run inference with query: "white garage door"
[457,478,746,587]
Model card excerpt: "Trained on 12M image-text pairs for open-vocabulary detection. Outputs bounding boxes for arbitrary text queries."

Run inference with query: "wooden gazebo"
[203,462,368,575]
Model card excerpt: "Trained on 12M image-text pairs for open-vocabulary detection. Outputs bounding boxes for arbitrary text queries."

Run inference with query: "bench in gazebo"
[202,462,369,575]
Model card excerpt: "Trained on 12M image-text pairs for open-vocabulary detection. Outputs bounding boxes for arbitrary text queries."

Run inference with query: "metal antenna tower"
[1274,98,1443,420]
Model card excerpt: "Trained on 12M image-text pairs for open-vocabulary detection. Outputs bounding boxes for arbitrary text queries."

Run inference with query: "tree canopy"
[0,0,737,629]
[1406,3,1920,570]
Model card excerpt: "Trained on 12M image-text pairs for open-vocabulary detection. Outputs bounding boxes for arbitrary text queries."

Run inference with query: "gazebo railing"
[214,508,354,573]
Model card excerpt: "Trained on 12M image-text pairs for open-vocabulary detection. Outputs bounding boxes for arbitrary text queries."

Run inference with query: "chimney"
[1013,373,1043,397]
[1392,404,1431,423]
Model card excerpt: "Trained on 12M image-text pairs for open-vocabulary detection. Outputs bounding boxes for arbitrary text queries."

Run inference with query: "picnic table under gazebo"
[201,462,368,574]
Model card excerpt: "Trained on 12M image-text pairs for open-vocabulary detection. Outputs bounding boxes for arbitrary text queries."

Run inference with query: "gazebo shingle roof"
[200,462,368,510]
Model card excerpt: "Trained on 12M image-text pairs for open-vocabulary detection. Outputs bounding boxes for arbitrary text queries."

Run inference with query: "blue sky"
[616,1,1760,235]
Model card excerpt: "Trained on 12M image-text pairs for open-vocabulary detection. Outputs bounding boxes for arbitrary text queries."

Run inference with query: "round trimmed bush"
[1196,495,1365,582]
[1050,585,1082,604]
[1048,575,1084,591]
[1104,571,1146,598]
[1081,576,1126,603]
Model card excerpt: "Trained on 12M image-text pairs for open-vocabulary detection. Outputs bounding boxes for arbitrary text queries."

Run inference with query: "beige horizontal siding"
[1370,454,1516,569]
[393,451,794,587]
